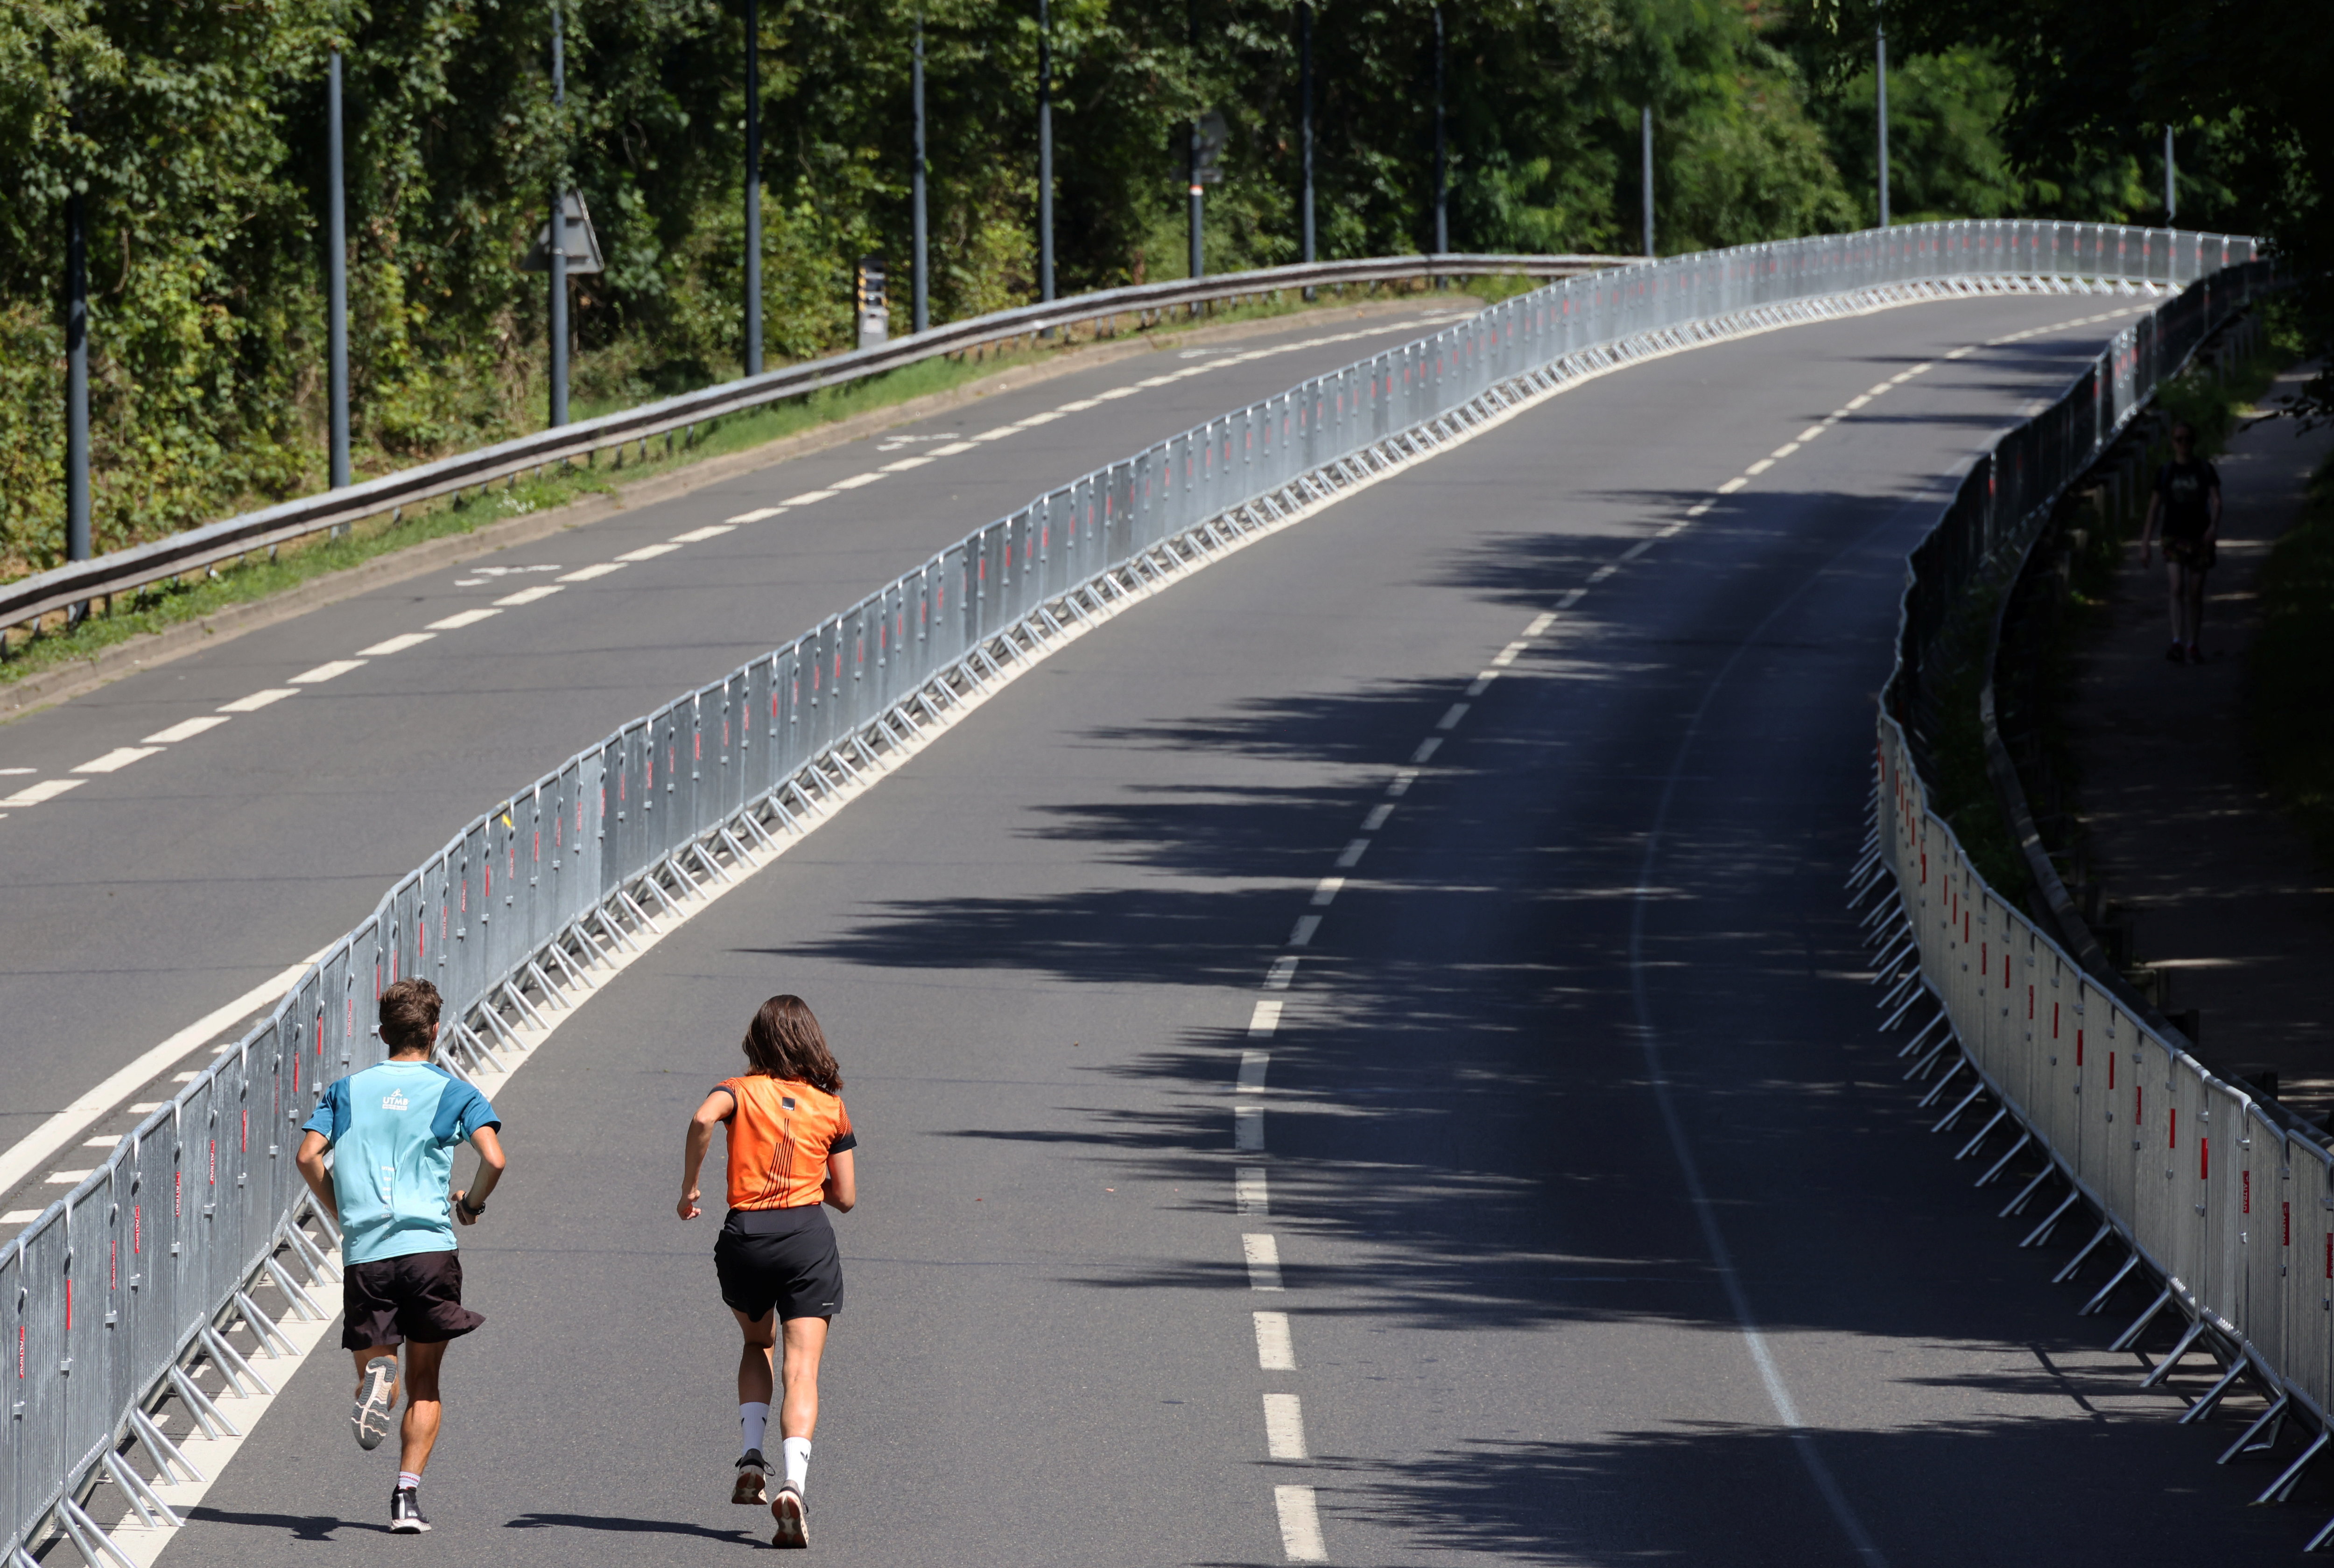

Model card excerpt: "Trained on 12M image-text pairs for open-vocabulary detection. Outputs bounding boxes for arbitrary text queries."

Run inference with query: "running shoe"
[389,1484,431,1533]
[733,1450,769,1505]
[352,1357,397,1451]
[770,1479,808,1549]
[2165,642,2186,663]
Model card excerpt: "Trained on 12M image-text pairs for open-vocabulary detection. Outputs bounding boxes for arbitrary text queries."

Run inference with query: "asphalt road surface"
[0,302,1476,1207]
[127,292,2327,1564]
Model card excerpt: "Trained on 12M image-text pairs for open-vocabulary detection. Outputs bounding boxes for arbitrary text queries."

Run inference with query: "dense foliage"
[0,0,2304,573]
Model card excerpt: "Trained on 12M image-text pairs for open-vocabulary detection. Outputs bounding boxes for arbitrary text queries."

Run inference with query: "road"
[133,290,2327,1562]
[0,302,1474,1213]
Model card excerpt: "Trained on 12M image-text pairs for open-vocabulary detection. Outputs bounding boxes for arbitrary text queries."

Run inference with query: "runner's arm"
[677,1088,734,1220]
[454,1125,506,1225]
[2208,480,2222,536]
[2140,490,2160,560]
[824,1148,856,1213]
[294,1131,337,1226]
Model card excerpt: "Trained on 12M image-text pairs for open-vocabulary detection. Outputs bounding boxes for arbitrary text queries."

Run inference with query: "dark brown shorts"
[2166,534,2216,571]
[342,1249,485,1351]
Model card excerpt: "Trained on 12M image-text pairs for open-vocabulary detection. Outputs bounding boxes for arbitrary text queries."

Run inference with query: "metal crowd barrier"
[1861,252,2334,1527]
[4,217,2254,1563]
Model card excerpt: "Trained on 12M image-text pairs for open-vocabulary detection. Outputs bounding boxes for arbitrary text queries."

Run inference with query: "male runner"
[2140,421,2223,663]
[296,978,505,1534]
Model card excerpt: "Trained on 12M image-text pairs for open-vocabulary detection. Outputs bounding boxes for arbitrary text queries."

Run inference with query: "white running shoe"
[770,1479,808,1549]
[352,1357,396,1451]
[733,1449,769,1505]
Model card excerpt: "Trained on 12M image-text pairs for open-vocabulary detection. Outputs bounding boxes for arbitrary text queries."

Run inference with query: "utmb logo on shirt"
[382,1090,409,1111]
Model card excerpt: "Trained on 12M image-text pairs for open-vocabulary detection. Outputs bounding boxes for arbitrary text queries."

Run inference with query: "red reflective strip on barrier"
[110,1239,117,1291]
[2200,1136,2208,1179]
[2003,953,2011,987]
[18,1326,24,1378]
[65,1279,71,1332]
[2285,1199,2292,1246]
[2075,1029,2083,1066]
[174,1171,182,1218]
[1981,941,1987,973]
[2169,1107,2177,1148]
[2135,1085,2141,1126]
[209,1139,217,1186]
[695,732,703,761]
[241,1108,248,1153]
[1920,852,1927,884]
[2028,985,2034,1020]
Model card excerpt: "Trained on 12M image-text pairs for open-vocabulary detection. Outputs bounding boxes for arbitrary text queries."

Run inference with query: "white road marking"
[0,1211,38,1224]
[1237,1050,1271,1092]
[0,768,28,775]
[1436,702,1469,730]
[426,608,499,630]
[142,716,231,744]
[128,1103,161,1113]
[726,507,782,523]
[1287,914,1320,946]
[1409,737,1441,763]
[75,747,162,774]
[1243,1233,1286,1291]
[1557,588,1587,608]
[670,525,736,542]
[971,426,1019,440]
[43,1170,92,1184]
[1490,640,1528,666]
[929,441,976,455]
[1619,539,1654,560]
[1274,1487,1326,1562]
[1097,386,1139,400]
[1799,425,1825,441]
[1362,804,1393,831]
[1867,382,1893,396]
[1264,957,1299,991]
[616,543,681,561]
[1944,346,1973,359]
[1056,399,1101,412]
[1015,411,1063,427]
[218,688,296,713]
[1905,361,1933,375]
[1744,459,1774,476]
[1586,564,1618,582]
[1718,477,1748,494]
[1844,393,1870,409]
[1136,376,1177,388]
[81,1136,118,1148]
[558,562,626,582]
[1309,877,1343,908]
[289,659,365,683]
[1248,1000,1283,1038]
[880,456,935,471]
[786,489,837,504]
[1237,1168,1270,1216]
[494,585,564,608]
[1657,522,1687,538]
[1254,1312,1296,1370]
[831,472,883,490]
[1769,442,1799,460]
[1387,768,1418,797]
[1335,838,1369,868]
[1235,1104,1265,1151]
[1525,612,1556,635]
[1263,1393,1309,1459]
[358,632,436,656]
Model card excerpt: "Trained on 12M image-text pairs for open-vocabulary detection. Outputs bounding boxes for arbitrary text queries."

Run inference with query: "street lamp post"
[912,13,928,333]
[65,182,89,567]
[1875,0,1891,227]
[1640,105,1653,259]
[548,1,569,428]
[745,0,763,374]
[1187,0,1202,280]
[1432,6,1447,257]
[1038,0,1054,303]
[327,47,351,487]
[1298,1,1314,269]
[2164,126,2177,221]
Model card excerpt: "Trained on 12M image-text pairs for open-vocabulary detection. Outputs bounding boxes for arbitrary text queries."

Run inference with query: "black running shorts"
[715,1205,844,1322]
[342,1249,485,1350]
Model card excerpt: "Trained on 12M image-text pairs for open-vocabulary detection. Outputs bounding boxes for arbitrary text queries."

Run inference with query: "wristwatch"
[457,1196,485,1218]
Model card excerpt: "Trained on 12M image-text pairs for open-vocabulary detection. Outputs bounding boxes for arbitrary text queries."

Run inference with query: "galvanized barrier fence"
[4,218,2253,1564]
[1857,259,2334,1533]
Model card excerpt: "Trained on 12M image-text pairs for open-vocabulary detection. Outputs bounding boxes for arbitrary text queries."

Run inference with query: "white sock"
[740,1401,770,1457]
[781,1436,812,1491]
[397,1471,421,1492]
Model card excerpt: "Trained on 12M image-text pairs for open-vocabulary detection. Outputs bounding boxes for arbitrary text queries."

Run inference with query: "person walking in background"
[2140,421,2223,664]
[678,994,858,1550]
[295,978,506,1535]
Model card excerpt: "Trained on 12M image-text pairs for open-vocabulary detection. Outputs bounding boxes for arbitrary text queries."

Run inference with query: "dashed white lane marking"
[1308,877,1343,908]
[218,688,296,713]
[1263,1393,1310,1459]
[0,767,29,775]
[1618,539,1654,561]
[1274,1486,1327,1562]
[1237,1168,1270,1216]
[1263,958,1299,991]
[1,780,84,807]
[1248,1000,1283,1038]
[75,747,162,774]
[1334,838,1368,868]
[1718,476,1748,494]
[726,506,782,523]
[616,542,681,561]
[1243,1234,1286,1291]
[1254,1311,1296,1370]
[289,659,365,683]
[1361,803,1393,831]
[929,441,976,455]
[1057,398,1102,412]
[1409,737,1441,763]
[1015,411,1064,427]
[1435,702,1469,730]
[81,1136,119,1148]
[426,608,499,630]
[1524,612,1556,636]
[670,524,736,542]
[494,585,564,608]
[559,561,626,582]
[43,1169,92,1184]
[830,471,883,490]
[1586,563,1618,582]
[971,426,1019,441]
[1491,640,1528,666]
[359,632,436,656]
[1236,1104,1265,1151]
[1387,768,1419,796]
[1287,914,1321,946]
[880,455,935,471]
[1744,459,1775,476]
[0,1211,38,1224]
[1237,1050,1271,1092]
[786,488,838,504]
[142,717,231,744]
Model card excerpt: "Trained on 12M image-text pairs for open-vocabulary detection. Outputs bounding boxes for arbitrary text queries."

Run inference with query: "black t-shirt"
[2156,458,2220,541]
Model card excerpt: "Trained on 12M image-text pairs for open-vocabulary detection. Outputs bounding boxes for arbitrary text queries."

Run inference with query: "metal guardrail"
[1859,257,2334,1535]
[0,253,1637,635]
[2,218,2256,1564]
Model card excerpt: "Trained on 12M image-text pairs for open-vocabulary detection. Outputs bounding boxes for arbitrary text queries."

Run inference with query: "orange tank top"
[717,1075,856,1211]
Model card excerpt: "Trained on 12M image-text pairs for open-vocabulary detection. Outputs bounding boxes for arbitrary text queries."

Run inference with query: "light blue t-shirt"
[302,1061,499,1266]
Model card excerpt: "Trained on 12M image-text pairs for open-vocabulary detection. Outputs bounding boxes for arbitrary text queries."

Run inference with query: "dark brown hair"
[741,995,843,1091]
[380,978,443,1055]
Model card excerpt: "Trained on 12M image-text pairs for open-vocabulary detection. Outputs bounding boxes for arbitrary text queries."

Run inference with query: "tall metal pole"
[1432,6,1447,255]
[744,0,763,374]
[1037,0,1054,303]
[65,185,90,565]
[2164,125,2176,221]
[548,1,569,428]
[1187,0,1202,280]
[912,14,928,333]
[1639,105,1653,259]
[1298,1,1314,267]
[327,48,350,488]
[1875,0,1891,227]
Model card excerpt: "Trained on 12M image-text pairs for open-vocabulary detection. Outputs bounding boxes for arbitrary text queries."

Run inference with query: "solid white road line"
[1253,1311,1295,1371]
[493,585,564,608]
[1237,1168,1270,1216]
[1237,1050,1270,1092]
[74,747,162,774]
[1248,1000,1283,1038]
[1263,1393,1309,1459]
[289,659,365,683]
[1243,1233,1286,1291]
[142,717,232,744]
[1274,1485,1327,1562]
[426,608,499,630]
[218,688,297,713]
[358,632,436,656]
[0,956,320,1201]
